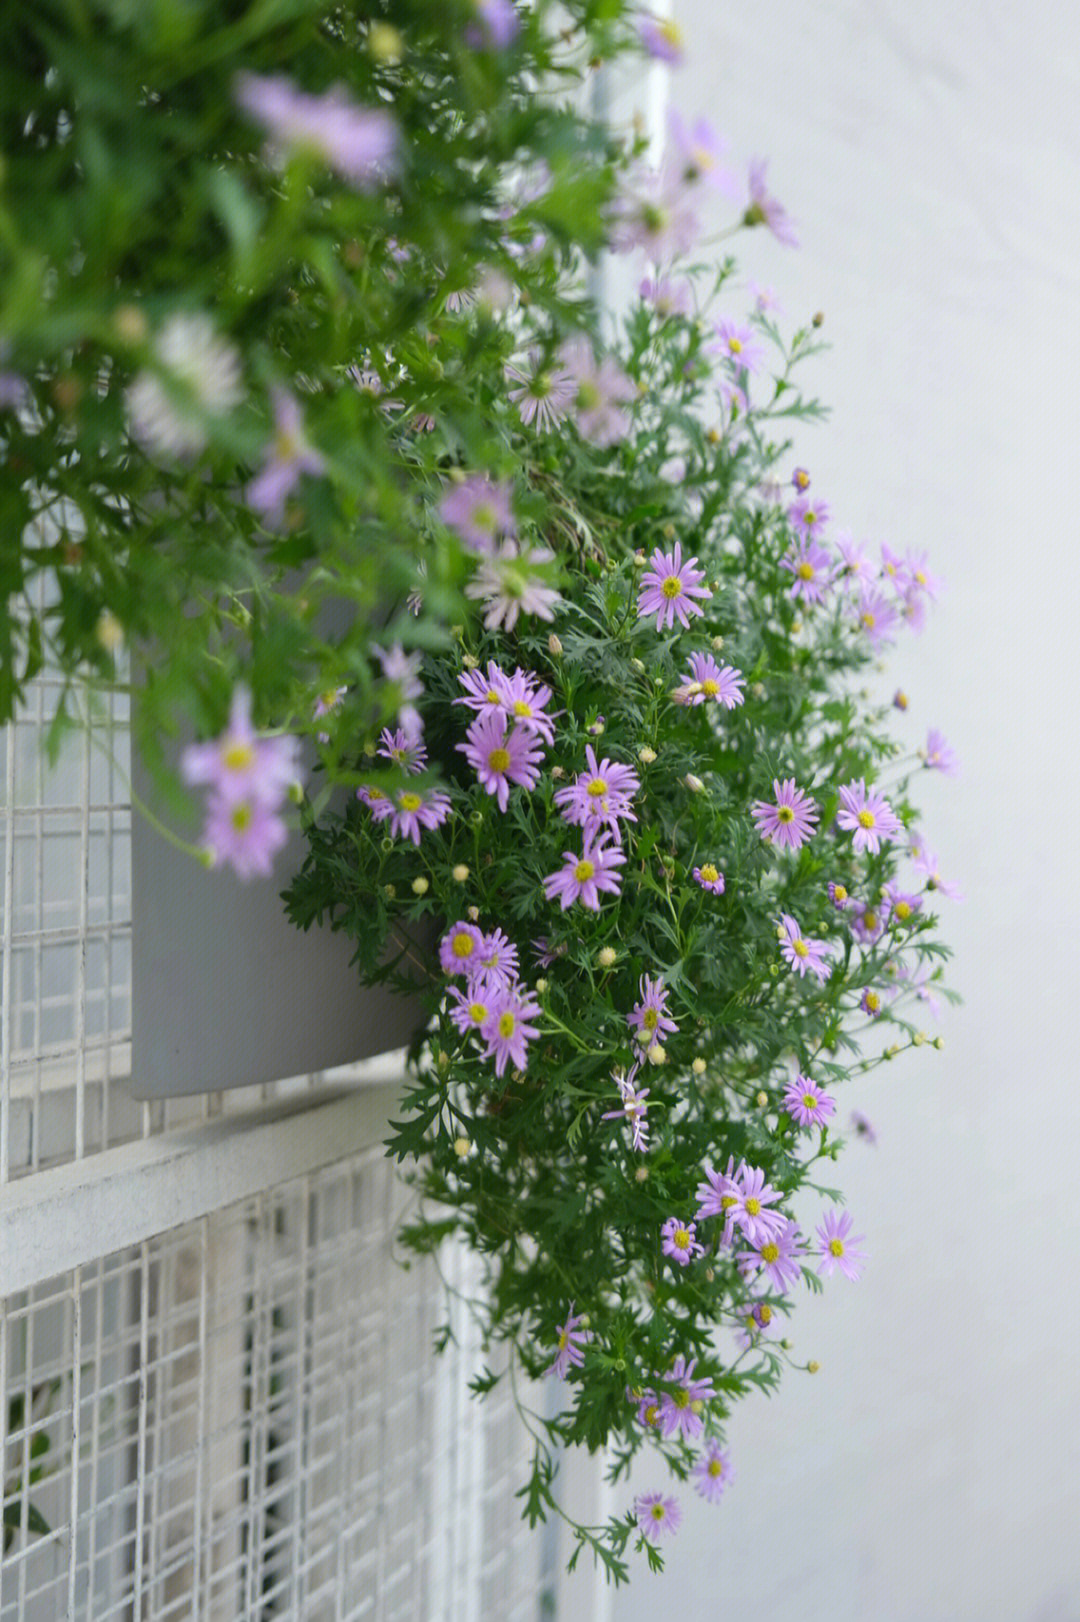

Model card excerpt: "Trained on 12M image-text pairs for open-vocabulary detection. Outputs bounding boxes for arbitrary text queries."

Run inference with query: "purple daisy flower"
[787,496,830,537]
[559,336,636,446]
[182,685,301,809]
[440,474,516,553]
[851,1110,878,1144]
[464,0,521,49]
[639,276,693,317]
[882,883,922,927]
[542,833,626,911]
[458,709,544,811]
[553,744,640,837]
[743,157,799,247]
[465,540,561,631]
[905,549,941,599]
[637,542,712,632]
[734,1299,776,1349]
[855,586,899,650]
[782,1074,836,1129]
[601,1065,651,1151]
[692,863,725,894]
[377,727,428,774]
[781,536,833,604]
[835,530,875,586]
[634,1493,681,1545]
[667,111,736,196]
[923,728,958,775]
[245,387,325,525]
[235,73,399,189]
[456,661,511,715]
[836,780,903,854]
[203,792,289,881]
[447,986,494,1037]
[817,1209,867,1281]
[673,651,745,708]
[737,1219,805,1293]
[627,974,678,1046]
[658,1355,715,1441]
[694,1156,739,1226]
[314,685,348,742]
[711,318,765,374]
[546,1303,591,1378]
[505,351,576,431]
[475,926,519,990]
[911,841,963,902]
[479,985,542,1077]
[661,1217,704,1267]
[827,881,850,909]
[611,166,700,260]
[375,643,424,738]
[750,778,819,851]
[849,900,887,944]
[721,1161,786,1247]
[439,921,486,978]
[860,988,884,1019]
[693,1442,734,1504]
[777,914,831,982]
[491,667,557,744]
[384,785,452,845]
[636,13,685,64]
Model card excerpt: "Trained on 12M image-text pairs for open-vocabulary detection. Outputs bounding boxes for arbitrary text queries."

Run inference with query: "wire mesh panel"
[1,633,555,1620]
[1,1152,547,1621]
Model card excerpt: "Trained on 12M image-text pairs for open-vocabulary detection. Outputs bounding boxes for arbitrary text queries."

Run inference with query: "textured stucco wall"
[609,5,1080,1619]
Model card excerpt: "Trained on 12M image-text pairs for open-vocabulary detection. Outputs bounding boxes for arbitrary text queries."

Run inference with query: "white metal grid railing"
[0,1152,546,1620]
[0,633,553,1620]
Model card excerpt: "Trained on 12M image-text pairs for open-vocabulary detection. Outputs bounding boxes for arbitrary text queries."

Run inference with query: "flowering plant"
[283,171,959,1582]
[2,0,958,1584]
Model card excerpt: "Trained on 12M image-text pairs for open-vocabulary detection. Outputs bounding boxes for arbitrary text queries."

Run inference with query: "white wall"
[612,4,1080,1619]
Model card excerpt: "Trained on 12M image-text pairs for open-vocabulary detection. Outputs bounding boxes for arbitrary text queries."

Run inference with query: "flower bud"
[95,609,124,652]
[452,863,469,882]
[635,1165,649,1182]
[638,746,657,765]
[711,635,725,651]
[368,21,404,60]
[706,427,720,445]
[461,652,479,669]
[913,1030,927,1047]
[631,657,646,673]
[198,845,216,869]
[647,1042,666,1065]
[551,765,565,780]
[807,1359,821,1374]
[452,1135,472,1157]
[691,1057,706,1075]
[466,905,479,922]
[534,977,548,994]
[934,1036,945,1050]
[781,1337,793,1350]
[548,633,563,657]
[893,689,909,711]
[411,876,429,895]
[383,881,396,897]
[756,1090,769,1108]
[114,303,149,346]
[684,773,705,794]
[597,946,617,969]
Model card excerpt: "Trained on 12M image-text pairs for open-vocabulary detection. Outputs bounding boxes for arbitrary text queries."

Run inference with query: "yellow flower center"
[512,699,532,718]
[488,747,511,773]
[473,501,495,529]
[586,777,608,797]
[728,336,742,354]
[573,858,595,883]
[720,1194,737,1210]
[708,1458,724,1478]
[702,678,719,695]
[802,1094,817,1110]
[672,1387,690,1407]
[320,689,340,709]
[674,1228,690,1250]
[915,569,927,586]
[805,509,816,525]
[497,1012,515,1039]
[485,688,500,705]
[452,931,476,959]
[643,1008,658,1031]
[644,1403,660,1427]
[862,911,879,931]
[833,885,847,902]
[829,1238,845,1257]
[366,787,385,803]
[651,1503,666,1522]
[699,863,719,883]
[230,802,252,831]
[865,992,880,1012]
[861,611,876,630]
[557,1330,569,1350]
[661,575,683,599]
[760,1242,780,1264]
[776,805,795,822]
[744,1197,761,1216]
[894,900,912,921]
[398,792,422,812]
[797,561,815,580]
[468,1002,487,1025]
[759,1305,772,1324]
[222,742,255,772]
[857,809,876,829]
[659,18,683,45]
[793,939,808,958]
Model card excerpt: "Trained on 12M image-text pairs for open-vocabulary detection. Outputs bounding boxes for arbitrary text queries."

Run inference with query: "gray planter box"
[130,748,427,1099]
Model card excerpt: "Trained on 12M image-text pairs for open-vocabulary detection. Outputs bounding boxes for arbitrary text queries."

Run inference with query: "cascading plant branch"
[279,149,961,1579]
